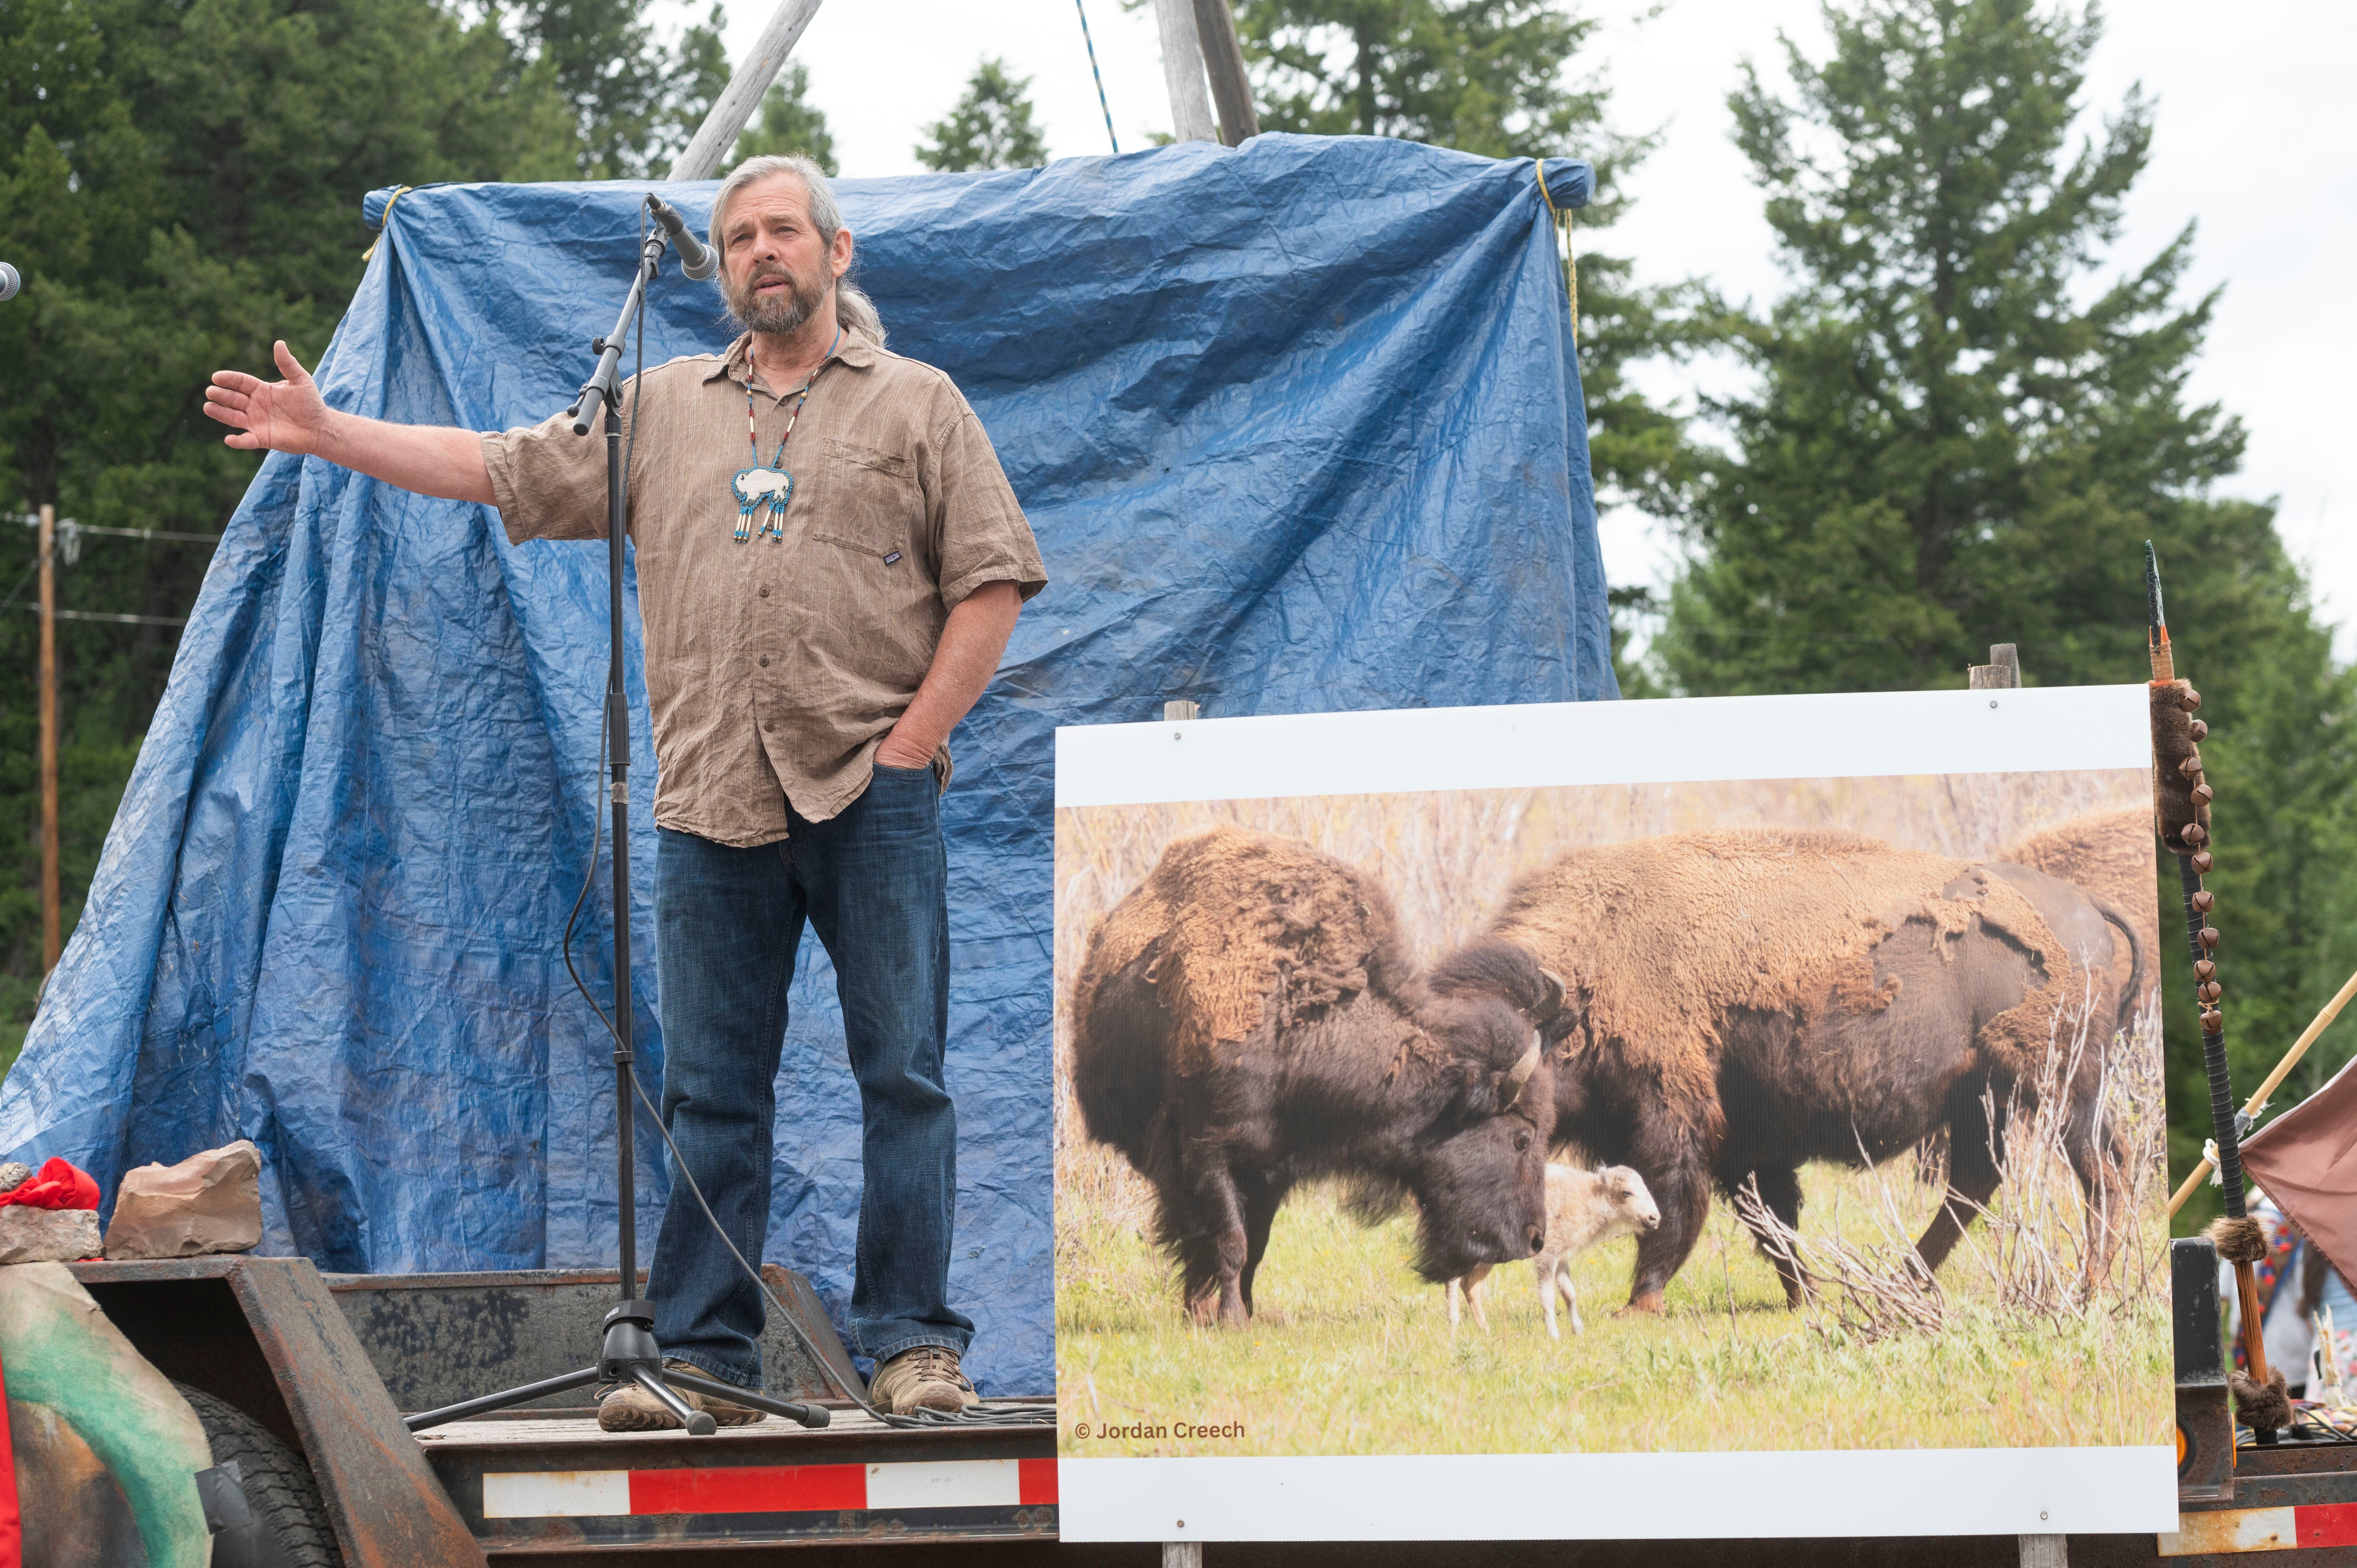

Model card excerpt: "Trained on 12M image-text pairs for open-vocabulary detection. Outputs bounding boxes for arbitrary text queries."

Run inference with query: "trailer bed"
[417,1409,1056,1553]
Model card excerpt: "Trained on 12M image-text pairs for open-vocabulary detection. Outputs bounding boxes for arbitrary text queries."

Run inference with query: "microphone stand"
[403,196,825,1437]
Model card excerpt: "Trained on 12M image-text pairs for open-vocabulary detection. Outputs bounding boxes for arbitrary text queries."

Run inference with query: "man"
[203,155,1047,1424]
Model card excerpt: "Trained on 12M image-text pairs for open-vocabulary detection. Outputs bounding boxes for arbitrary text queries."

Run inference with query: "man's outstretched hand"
[205,340,332,455]
[197,339,495,504]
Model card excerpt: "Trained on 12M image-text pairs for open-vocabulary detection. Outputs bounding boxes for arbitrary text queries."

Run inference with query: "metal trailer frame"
[67,1254,1059,1562]
[67,1255,488,1568]
[57,1233,2357,1565]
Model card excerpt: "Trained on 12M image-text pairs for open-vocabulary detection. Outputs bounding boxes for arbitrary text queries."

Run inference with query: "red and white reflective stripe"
[482,1458,1058,1519]
[2161,1502,2357,1555]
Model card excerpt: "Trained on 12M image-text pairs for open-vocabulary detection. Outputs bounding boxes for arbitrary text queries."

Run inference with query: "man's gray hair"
[708,154,885,346]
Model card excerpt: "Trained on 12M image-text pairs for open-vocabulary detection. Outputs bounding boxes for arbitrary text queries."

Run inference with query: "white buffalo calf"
[1448,1164,1661,1338]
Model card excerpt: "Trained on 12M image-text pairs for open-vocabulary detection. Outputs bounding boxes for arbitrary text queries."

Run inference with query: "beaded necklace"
[731,325,841,543]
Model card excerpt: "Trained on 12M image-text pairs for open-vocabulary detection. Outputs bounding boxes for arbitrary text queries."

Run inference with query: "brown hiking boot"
[596,1359,767,1432]
[869,1345,979,1414]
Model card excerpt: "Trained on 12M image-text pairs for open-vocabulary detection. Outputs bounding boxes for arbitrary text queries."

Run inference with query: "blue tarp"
[0,134,1608,1394]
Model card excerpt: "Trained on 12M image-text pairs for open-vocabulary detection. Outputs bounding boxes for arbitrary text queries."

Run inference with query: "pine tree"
[915,59,1049,172]
[0,0,690,1068]
[1651,0,2357,1218]
[1235,0,1603,155]
[511,0,730,177]
[1231,0,1714,629]
[728,61,837,174]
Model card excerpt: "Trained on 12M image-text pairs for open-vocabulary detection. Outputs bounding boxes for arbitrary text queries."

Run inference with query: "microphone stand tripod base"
[401,1295,829,1433]
[600,1299,717,1436]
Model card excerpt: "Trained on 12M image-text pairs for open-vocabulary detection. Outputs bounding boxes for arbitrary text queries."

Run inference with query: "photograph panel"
[1051,690,2176,1537]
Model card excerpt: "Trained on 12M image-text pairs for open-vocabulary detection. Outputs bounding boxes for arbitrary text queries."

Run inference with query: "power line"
[3,603,186,628]
[7,511,211,627]
[62,524,219,543]
[15,514,222,548]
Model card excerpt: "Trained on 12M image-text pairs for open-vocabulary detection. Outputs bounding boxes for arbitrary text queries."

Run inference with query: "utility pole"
[37,502,59,974]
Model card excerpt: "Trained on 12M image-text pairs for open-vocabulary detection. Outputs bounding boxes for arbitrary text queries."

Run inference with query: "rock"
[0,1161,29,1195]
[0,1206,102,1264]
[102,1140,263,1261]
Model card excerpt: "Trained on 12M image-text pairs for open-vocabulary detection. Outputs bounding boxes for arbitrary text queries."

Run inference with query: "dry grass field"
[1052,772,2175,1458]
[1056,1161,2172,1457]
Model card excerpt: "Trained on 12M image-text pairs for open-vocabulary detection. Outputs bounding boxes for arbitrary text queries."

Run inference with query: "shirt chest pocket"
[809,437,922,568]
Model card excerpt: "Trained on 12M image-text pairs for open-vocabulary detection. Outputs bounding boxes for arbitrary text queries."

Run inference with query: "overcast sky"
[694,0,2353,658]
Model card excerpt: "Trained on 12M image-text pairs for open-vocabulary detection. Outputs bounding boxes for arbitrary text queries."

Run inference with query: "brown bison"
[1489,829,2146,1312]
[2000,808,2162,1008]
[1071,826,1561,1326]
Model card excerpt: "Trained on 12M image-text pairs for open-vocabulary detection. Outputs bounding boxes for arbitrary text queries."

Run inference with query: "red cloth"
[2246,1053,2357,1291]
[0,1158,99,1211]
[0,1338,19,1568]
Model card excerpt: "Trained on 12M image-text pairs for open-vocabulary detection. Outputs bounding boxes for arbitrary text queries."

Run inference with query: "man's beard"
[726,263,826,336]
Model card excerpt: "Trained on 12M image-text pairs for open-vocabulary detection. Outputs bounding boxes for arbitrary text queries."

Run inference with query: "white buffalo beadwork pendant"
[733,467,794,542]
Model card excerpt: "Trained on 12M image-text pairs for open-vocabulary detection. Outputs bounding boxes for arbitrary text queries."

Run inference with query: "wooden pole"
[1190,0,1259,144]
[2018,1532,2066,1568]
[38,502,59,974]
[1152,0,1218,143]
[2168,964,2357,1216]
[666,0,827,182]
[2145,546,2277,1418]
[1968,642,2020,690]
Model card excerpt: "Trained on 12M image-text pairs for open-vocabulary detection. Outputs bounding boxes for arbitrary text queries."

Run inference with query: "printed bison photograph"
[1053,772,2173,1459]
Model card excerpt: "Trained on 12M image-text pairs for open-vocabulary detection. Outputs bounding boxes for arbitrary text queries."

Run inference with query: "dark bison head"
[1403,979,1557,1283]
[1427,938,1575,1047]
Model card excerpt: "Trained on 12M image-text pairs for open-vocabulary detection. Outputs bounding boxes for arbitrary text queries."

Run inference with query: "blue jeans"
[648,763,974,1390]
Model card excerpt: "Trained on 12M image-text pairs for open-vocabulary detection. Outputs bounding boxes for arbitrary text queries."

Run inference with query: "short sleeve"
[923,402,1047,611]
[482,405,610,546]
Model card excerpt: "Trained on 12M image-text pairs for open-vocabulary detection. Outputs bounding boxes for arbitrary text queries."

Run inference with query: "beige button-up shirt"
[482,328,1047,847]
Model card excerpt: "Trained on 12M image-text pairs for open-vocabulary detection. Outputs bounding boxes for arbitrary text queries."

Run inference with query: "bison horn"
[1503,1039,1542,1106]
[1529,967,1567,1024]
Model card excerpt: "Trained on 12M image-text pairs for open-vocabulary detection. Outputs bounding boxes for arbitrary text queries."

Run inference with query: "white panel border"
[1057,1449,2179,1542]
[1054,683,2168,1540]
[1056,686,2150,807]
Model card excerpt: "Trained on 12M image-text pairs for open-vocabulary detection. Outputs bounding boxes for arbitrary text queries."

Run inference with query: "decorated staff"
[2148,542,2288,1435]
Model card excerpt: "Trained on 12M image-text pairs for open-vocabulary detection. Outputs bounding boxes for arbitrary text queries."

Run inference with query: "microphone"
[0,263,19,302]
[645,196,717,281]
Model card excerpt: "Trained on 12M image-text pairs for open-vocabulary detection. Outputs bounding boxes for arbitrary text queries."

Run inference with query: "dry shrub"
[1955,983,2169,1320]
[1731,969,2167,1346]
[1734,1174,1947,1343]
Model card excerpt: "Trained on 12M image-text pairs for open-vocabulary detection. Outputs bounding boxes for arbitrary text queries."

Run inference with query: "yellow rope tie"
[362,186,413,262]
[1536,159,1578,346]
